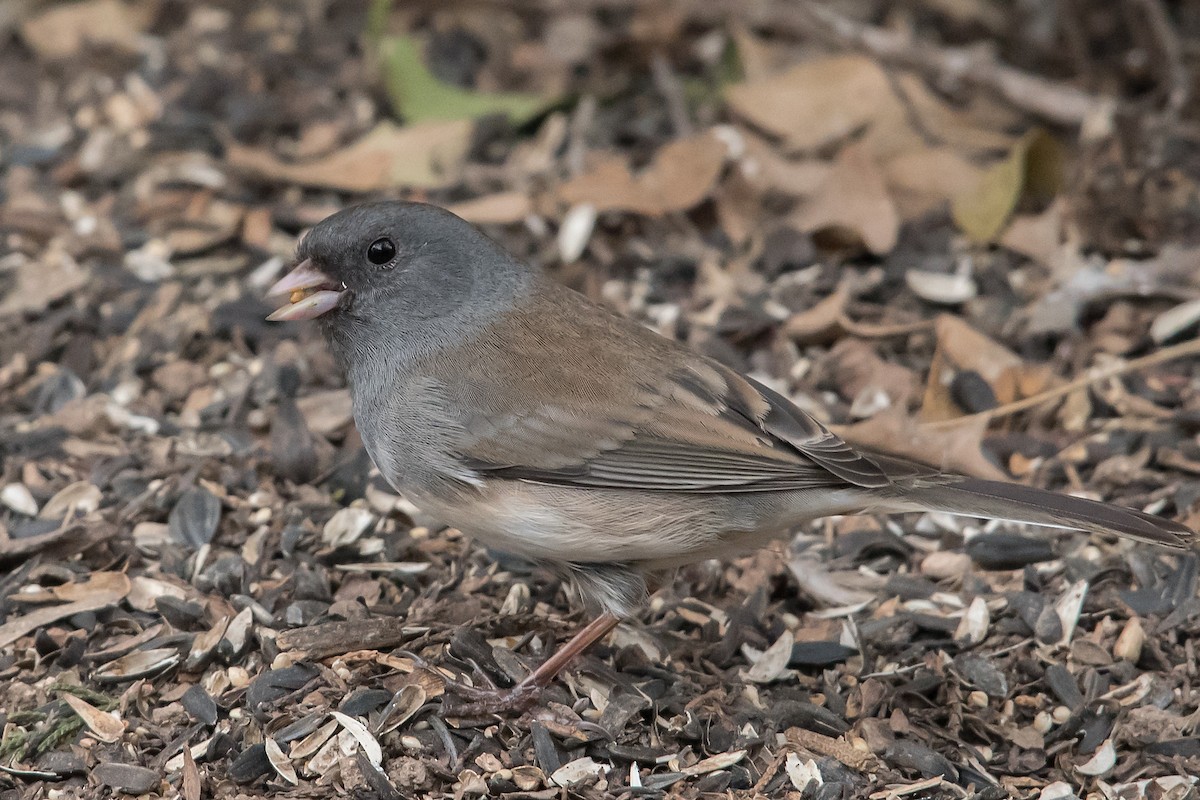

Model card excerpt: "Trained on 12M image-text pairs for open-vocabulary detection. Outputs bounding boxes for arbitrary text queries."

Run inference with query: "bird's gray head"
[266,201,530,361]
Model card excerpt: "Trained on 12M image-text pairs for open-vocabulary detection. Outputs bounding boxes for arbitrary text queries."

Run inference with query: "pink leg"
[443,612,622,716]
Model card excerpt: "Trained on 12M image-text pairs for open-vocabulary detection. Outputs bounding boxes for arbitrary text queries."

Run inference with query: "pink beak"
[265,259,343,321]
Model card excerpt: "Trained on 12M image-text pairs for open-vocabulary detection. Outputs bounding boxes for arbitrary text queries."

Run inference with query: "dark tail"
[897,477,1196,549]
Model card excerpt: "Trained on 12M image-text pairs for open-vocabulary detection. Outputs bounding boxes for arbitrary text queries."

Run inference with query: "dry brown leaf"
[730,26,783,81]
[45,571,133,603]
[20,0,152,59]
[999,199,1068,269]
[226,120,472,192]
[0,572,131,649]
[791,143,898,255]
[0,521,88,560]
[921,315,1064,422]
[832,407,1008,480]
[739,132,832,197]
[781,287,848,343]
[861,73,1013,159]
[725,55,893,151]
[557,131,726,215]
[884,147,984,220]
[919,343,960,423]
[734,135,830,199]
[921,316,1025,420]
[447,192,533,224]
[714,169,762,244]
[828,339,919,414]
[934,316,1024,384]
[0,251,89,316]
[727,57,1011,160]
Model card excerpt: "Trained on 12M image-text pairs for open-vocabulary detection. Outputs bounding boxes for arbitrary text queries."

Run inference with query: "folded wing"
[445,283,890,493]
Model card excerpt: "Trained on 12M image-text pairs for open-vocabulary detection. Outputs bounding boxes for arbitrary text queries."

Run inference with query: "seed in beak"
[289,289,307,304]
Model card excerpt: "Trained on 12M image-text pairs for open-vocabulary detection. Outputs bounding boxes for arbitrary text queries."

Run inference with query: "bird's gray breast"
[348,365,478,496]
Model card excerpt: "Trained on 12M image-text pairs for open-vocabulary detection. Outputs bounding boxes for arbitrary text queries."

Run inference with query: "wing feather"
[443,279,892,494]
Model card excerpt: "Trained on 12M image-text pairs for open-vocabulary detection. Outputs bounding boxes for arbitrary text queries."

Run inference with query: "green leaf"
[379,35,550,125]
[719,32,746,86]
[952,129,1064,243]
[365,0,392,42]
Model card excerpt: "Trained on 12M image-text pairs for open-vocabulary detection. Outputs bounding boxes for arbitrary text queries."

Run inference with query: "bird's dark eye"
[366,237,396,265]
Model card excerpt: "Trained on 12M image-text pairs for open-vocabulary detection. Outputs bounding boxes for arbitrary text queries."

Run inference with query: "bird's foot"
[398,613,622,720]
[399,649,542,717]
[439,679,610,740]
[438,680,544,718]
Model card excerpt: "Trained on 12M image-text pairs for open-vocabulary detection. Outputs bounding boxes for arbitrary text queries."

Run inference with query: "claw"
[400,648,536,716]
[394,613,623,720]
[440,682,542,718]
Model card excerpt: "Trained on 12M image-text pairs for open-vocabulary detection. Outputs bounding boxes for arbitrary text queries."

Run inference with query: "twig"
[1129,0,1191,119]
[1059,0,1096,85]
[882,69,942,147]
[785,727,875,771]
[752,727,877,793]
[838,315,935,339]
[789,2,1111,127]
[869,777,961,799]
[750,747,790,794]
[923,336,1200,430]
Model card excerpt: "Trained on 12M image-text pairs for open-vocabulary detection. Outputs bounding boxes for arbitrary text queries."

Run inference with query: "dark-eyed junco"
[268,201,1194,710]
